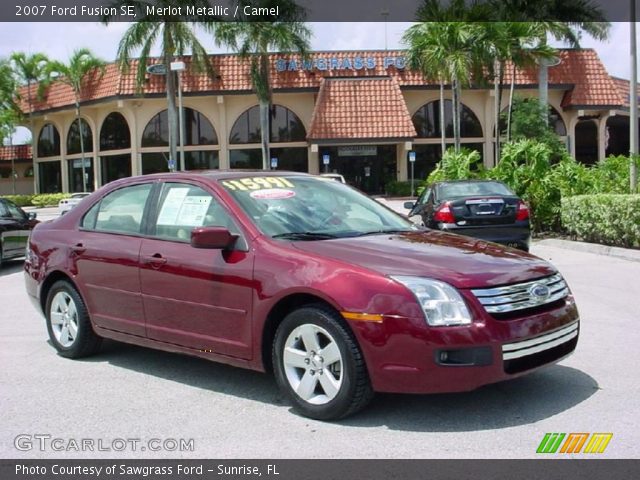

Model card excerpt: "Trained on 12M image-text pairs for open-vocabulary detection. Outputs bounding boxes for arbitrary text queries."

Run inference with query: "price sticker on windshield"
[222,177,295,191]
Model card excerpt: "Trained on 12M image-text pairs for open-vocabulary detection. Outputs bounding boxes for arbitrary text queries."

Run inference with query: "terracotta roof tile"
[0,144,31,162]
[610,76,640,109]
[308,77,416,140]
[18,49,624,114]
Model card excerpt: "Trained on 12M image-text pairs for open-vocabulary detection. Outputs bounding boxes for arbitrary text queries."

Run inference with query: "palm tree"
[0,58,22,194]
[102,0,216,172]
[9,52,50,191]
[215,0,311,169]
[476,22,556,163]
[404,1,488,154]
[48,49,106,192]
[404,23,450,156]
[488,1,610,121]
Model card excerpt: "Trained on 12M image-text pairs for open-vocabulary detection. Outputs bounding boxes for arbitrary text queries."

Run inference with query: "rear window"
[438,181,514,199]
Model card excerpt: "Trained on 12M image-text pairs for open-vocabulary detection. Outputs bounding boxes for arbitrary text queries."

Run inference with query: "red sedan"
[24,172,579,420]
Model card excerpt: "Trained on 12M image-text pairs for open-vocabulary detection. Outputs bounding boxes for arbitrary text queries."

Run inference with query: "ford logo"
[529,283,550,301]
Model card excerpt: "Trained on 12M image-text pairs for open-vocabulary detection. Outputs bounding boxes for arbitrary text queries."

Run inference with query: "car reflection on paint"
[25,171,579,420]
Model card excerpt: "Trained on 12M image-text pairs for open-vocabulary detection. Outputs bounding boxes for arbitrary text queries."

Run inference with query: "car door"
[71,182,154,337]
[408,187,432,223]
[0,200,32,257]
[139,181,255,359]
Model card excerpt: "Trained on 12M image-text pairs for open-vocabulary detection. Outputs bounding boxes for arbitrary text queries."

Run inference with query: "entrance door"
[320,145,397,194]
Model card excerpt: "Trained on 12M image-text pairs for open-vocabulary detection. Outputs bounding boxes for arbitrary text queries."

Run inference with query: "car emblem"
[529,283,550,301]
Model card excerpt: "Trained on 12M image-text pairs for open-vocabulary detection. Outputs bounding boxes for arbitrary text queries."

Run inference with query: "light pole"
[171,61,186,172]
[146,63,177,172]
[630,1,638,192]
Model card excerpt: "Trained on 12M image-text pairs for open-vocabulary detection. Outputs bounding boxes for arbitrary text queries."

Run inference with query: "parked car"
[0,198,38,267]
[25,172,578,420]
[58,192,91,215]
[320,173,347,184]
[405,180,531,251]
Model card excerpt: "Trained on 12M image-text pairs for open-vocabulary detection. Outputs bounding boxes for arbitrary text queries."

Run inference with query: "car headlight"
[391,276,472,326]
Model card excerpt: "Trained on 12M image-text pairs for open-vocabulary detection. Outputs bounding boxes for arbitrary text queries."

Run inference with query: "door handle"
[144,254,167,266]
[71,244,86,254]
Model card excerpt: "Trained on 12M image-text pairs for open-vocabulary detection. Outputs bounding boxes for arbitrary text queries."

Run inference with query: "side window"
[416,188,431,206]
[0,202,9,218]
[4,201,26,220]
[84,184,152,234]
[153,183,237,242]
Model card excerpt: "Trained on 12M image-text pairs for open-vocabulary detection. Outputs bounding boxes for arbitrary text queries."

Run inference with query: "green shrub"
[30,193,67,207]
[562,195,640,248]
[426,147,484,184]
[385,180,413,196]
[0,194,34,206]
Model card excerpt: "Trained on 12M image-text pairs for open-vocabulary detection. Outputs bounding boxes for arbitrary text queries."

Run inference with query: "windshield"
[220,175,417,239]
[438,181,514,199]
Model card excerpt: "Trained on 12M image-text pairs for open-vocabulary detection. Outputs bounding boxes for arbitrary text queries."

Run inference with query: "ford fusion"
[24,172,579,420]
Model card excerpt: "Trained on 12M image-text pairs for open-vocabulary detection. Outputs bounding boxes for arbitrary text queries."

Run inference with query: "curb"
[535,239,640,263]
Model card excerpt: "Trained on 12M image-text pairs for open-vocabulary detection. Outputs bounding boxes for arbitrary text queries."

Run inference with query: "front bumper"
[349,296,579,394]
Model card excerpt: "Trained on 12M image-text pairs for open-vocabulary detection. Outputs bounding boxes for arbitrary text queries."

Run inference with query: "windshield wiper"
[353,229,415,237]
[271,232,339,241]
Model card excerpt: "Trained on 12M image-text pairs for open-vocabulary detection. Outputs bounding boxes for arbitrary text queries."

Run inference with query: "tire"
[272,305,373,420]
[45,280,101,358]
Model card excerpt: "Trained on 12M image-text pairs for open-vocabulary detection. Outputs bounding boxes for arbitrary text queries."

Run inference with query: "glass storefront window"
[68,158,95,192]
[184,151,219,171]
[100,112,131,151]
[101,154,132,185]
[413,100,483,138]
[230,149,262,169]
[141,108,218,147]
[38,124,61,157]
[38,161,62,193]
[67,118,93,155]
[141,152,171,175]
[318,145,396,194]
[270,147,308,172]
[229,105,306,144]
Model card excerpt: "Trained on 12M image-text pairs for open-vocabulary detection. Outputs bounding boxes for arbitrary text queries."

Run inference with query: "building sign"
[338,146,377,157]
[275,56,405,73]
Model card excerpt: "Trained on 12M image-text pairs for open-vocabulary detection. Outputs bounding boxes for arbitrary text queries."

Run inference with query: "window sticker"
[157,188,212,227]
[250,189,296,200]
[222,177,295,191]
[157,188,189,225]
[178,196,212,226]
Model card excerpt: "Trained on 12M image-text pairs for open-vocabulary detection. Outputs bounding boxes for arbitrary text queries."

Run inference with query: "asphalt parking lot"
[1,208,639,459]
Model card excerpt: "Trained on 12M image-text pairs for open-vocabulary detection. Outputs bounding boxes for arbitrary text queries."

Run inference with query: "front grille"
[502,321,579,374]
[471,273,569,314]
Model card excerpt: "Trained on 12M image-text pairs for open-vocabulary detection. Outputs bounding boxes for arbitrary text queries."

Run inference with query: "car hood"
[292,230,555,289]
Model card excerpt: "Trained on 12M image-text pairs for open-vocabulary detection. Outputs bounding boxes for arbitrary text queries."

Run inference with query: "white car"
[320,173,347,184]
[58,193,91,215]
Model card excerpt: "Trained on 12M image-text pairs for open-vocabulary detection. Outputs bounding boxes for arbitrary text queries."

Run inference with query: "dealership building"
[8,48,638,195]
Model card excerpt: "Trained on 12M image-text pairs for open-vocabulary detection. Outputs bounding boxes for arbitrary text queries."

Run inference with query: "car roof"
[101,170,314,190]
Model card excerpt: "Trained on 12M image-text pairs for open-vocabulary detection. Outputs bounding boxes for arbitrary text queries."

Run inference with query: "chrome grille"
[471,273,569,314]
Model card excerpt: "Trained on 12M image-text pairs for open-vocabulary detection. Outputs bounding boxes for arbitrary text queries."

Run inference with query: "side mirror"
[28,212,37,220]
[190,226,237,250]
[403,201,415,210]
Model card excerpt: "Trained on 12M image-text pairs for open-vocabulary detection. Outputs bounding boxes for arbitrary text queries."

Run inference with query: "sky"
[1,21,638,143]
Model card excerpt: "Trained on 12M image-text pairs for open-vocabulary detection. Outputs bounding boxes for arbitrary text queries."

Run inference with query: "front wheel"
[272,306,373,420]
[45,280,101,358]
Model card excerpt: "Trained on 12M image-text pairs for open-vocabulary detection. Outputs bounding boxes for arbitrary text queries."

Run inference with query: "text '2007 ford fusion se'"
[24,172,579,420]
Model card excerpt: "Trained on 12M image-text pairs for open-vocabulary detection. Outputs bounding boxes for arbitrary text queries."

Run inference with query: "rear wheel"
[273,305,373,420]
[45,280,101,358]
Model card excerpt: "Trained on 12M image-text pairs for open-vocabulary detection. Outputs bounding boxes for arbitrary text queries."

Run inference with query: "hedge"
[561,194,640,248]
[1,193,68,207]
[385,180,414,197]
